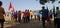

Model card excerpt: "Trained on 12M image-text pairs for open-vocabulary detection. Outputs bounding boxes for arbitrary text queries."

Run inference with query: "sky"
[0,0,60,12]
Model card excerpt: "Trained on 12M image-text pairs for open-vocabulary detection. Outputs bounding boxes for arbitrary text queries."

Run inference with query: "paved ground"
[1,19,55,28]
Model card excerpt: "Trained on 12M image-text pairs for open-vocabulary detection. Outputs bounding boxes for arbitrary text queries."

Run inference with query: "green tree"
[36,0,55,5]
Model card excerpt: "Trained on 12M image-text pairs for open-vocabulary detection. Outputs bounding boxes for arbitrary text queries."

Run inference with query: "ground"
[0,19,56,28]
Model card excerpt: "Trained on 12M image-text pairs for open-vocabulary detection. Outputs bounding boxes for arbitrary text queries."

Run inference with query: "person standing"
[53,6,56,26]
[22,12,25,23]
[27,10,30,23]
[49,10,53,23]
[13,11,17,22]
[24,10,26,23]
[15,11,18,22]
[30,10,33,20]
[0,1,5,28]
[18,11,21,23]
[55,7,60,28]
[46,7,51,23]
[49,10,53,19]
[33,11,37,20]
[37,11,40,22]
[24,10,30,23]
[41,6,47,28]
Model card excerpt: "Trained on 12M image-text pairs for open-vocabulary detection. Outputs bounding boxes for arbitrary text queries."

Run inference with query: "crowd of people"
[12,10,30,23]
[0,1,60,28]
[12,6,60,28]
[12,9,41,23]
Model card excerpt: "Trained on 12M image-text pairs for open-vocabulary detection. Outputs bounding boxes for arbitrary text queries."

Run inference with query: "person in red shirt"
[18,11,21,23]
[24,10,30,23]
[46,7,51,23]
[13,11,17,22]
[27,10,30,23]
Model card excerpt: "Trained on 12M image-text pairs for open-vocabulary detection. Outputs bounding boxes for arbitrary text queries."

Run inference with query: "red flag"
[12,7,15,13]
[8,2,13,10]
[8,2,13,13]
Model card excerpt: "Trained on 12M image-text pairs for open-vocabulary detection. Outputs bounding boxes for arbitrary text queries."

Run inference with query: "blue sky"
[0,0,60,12]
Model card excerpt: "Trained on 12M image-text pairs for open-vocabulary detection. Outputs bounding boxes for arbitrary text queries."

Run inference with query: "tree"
[36,0,55,5]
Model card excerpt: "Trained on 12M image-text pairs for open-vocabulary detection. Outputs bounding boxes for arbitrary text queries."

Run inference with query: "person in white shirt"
[33,11,38,20]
